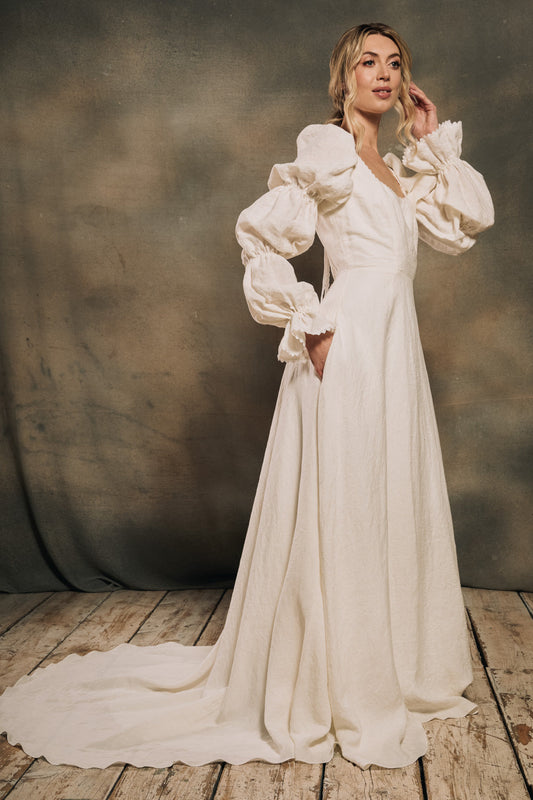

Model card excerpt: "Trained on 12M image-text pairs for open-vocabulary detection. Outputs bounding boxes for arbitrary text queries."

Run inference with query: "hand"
[409,82,438,140]
[305,331,334,380]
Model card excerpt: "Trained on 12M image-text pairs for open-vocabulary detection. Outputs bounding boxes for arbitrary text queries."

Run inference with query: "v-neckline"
[327,123,407,201]
[357,157,407,200]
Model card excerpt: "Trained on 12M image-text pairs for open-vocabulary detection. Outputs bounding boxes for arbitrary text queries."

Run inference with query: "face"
[352,33,402,117]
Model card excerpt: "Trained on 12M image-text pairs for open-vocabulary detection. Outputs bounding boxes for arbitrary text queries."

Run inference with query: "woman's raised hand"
[409,82,439,140]
[305,331,335,380]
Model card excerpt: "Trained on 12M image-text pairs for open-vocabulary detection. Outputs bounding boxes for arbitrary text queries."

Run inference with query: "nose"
[378,63,390,81]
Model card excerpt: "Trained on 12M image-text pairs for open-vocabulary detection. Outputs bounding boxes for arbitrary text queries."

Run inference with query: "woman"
[0,23,493,770]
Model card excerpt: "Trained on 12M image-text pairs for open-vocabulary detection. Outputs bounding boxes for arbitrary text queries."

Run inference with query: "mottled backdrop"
[0,0,530,591]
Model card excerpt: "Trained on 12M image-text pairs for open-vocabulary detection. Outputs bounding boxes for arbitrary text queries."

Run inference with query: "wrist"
[415,123,439,140]
[306,331,334,345]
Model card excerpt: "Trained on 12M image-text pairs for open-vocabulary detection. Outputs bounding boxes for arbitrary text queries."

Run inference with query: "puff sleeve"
[236,124,356,362]
[385,121,494,255]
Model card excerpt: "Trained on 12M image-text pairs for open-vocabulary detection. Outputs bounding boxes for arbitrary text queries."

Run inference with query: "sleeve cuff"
[402,120,463,174]
[277,303,336,363]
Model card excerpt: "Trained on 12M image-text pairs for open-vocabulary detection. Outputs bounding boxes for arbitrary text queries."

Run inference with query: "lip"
[372,88,392,96]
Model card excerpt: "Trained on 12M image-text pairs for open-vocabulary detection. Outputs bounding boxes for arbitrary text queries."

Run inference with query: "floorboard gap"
[418,756,429,800]
[0,594,53,638]
[104,764,128,799]
[208,762,225,800]
[194,590,228,645]
[317,761,326,800]
[1,756,36,799]
[518,592,533,620]
[465,607,489,667]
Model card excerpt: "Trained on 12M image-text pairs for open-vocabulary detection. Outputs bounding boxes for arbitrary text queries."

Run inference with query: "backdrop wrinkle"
[0,0,531,591]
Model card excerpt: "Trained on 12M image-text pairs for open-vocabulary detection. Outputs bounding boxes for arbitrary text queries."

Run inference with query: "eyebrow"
[362,51,401,59]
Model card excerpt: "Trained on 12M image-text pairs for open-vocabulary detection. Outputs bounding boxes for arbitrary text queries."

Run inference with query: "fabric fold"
[402,119,463,173]
[236,124,357,362]
[384,120,494,255]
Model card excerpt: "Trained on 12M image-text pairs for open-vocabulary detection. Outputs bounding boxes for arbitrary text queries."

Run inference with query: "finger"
[409,86,423,106]
[410,83,435,108]
[409,84,430,103]
[409,82,425,95]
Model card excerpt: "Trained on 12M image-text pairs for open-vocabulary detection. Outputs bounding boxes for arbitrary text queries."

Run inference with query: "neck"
[342,110,381,152]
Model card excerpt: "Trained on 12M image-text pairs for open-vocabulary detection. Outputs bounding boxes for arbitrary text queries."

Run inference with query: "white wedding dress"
[0,121,494,770]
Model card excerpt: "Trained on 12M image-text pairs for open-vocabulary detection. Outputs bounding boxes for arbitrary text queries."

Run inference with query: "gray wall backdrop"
[0,0,531,592]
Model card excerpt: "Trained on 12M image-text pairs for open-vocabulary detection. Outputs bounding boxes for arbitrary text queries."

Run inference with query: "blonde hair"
[328,23,416,151]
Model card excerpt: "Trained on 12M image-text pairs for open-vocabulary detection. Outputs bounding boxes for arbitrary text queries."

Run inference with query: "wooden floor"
[0,587,531,800]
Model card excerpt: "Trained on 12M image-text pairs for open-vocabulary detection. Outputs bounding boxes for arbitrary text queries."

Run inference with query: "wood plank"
[488,668,533,792]
[1,762,124,800]
[196,590,232,646]
[130,589,225,647]
[421,615,530,800]
[103,766,170,800]
[5,587,527,800]
[0,592,110,690]
[0,594,52,637]
[41,590,166,664]
[214,759,322,800]
[109,763,222,800]
[0,746,33,800]
[323,749,423,799]
[422,668,529,800]
[462,588,533,669]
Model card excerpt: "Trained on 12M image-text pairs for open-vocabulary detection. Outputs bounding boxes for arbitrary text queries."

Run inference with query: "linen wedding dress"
[0,120,494,770]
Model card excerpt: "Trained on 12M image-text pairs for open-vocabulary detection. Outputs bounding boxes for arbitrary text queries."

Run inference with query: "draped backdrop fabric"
[0,0,532,594]
[0,121,494,769]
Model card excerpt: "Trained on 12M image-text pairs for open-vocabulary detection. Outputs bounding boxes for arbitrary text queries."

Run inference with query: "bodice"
[316,141,419,282]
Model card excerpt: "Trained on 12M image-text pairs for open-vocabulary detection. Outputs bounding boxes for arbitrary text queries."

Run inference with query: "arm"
[385,86,494,254]
[236,124,356,364]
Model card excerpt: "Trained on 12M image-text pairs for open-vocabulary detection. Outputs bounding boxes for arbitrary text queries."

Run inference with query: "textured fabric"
[0,121,494,770]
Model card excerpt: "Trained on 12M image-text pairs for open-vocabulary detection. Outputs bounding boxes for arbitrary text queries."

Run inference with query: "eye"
[362,59,375,66]
[389,60,401,69]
